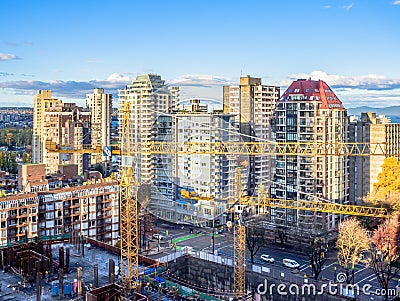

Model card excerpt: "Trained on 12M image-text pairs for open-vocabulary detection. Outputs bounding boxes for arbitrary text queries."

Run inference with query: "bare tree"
[245,225,265,263]
[369,215,400,300]
[336,218,370,284]
[274,225,287,245]
[308,235,328,280]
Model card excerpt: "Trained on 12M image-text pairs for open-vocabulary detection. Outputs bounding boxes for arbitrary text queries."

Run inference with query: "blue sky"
[1,0,400,108]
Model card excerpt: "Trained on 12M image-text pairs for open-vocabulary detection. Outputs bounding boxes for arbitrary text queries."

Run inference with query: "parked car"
[282,259,300,269]
[260,254,275,263]
[152,233,164,240]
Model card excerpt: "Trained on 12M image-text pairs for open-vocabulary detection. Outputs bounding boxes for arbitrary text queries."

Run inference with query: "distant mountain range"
[348,106,400,116]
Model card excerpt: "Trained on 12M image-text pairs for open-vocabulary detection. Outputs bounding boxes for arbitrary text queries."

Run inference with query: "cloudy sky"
[1,0,400,108]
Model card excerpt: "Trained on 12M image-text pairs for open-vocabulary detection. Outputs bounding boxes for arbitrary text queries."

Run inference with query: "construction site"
[1,78,400,301]
[2,136,398,301]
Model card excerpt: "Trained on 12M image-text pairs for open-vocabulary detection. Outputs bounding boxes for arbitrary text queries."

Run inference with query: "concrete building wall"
[43,103,91,175]
[18,163,46,191]
[86,88,112,165]
[118,74,179,185]
[350,112,400,202]
[0,179,119,246]
[32,90,62,164]
[0,193,39,246]
[272,79,348,232]
[151,108,236,226]
[223,76,280,196]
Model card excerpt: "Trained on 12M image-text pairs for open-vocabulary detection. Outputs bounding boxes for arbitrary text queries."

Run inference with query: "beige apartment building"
[350,112,400,202]
[223,76,280,195]
[43,102,91,175]
[86,88,113,165]
[32,90,62,164]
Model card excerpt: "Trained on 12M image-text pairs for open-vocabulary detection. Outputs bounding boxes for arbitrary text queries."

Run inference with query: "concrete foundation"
[166,255,351,301]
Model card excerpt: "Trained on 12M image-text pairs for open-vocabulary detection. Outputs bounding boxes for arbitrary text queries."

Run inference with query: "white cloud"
[341,3,354,10]
[393,0,400,4]
[0,73,132,102]
[106,73,131,83]
[168,74,234,87]
[278,70,400,108]
[281,70,400,90]
[0,53,20,61]
[323,5,332,9]
[335,87,400,108]
[2,71,400,109]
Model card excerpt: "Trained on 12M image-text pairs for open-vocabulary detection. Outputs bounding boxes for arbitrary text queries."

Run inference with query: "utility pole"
[212,202,215,254]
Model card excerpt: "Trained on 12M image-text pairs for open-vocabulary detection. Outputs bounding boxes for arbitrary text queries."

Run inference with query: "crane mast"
[233,168,246,299]
[119,101,139,292]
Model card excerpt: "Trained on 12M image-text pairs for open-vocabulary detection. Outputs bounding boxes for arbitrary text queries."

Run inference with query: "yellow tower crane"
[46,138,394,297]
[233,167,246,299]
[119,101,139,293]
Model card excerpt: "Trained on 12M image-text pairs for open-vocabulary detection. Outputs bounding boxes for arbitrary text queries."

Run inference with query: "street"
[145,223,399,298]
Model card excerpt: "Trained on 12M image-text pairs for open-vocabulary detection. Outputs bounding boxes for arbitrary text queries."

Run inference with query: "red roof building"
[271,78,349,235]
[280,79,345,110]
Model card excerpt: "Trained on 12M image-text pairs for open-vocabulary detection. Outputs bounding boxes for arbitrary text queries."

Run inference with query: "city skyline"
[1,0,400,108]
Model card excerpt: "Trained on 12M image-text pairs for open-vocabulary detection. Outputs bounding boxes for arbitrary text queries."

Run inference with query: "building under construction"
[1,164,119,247]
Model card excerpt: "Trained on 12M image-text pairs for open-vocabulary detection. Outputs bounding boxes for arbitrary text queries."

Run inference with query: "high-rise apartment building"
[349,112,400,202]
[32,90,62,164]
[118,74,179,184]
[272,79,349,232]
[86,88,113,165]
[151,100,234,225]
[43,103,91,174]
[223,76,280,195]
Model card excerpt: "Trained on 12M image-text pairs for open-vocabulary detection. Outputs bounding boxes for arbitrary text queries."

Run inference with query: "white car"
[153,234,164,240]
[282,259,300,269]
[260,254,275,263]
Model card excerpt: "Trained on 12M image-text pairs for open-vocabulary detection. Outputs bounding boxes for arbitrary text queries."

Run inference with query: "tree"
[93,163,106,176]
[0,150,18,174]
[275,226,287,245]
[369,215,400,300]
[368,157,400,212]
[138,183,152,210]
[245,225,265,263]
[308,235,328,280]
[336,218,370,284]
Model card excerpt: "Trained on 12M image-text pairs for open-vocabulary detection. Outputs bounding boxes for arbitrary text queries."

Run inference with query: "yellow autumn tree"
[368,157,400,212]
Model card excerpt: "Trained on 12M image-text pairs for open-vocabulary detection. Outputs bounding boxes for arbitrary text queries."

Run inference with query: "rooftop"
[280,79,345,110]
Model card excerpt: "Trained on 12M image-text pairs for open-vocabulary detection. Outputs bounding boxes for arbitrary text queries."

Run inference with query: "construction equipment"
[47,141,394,156]
[45,140,102,154]
[181,189,213,201]
[119,101,139,293]
[243,196,389,218]
[233,168,246,299]
[46,127,395,299]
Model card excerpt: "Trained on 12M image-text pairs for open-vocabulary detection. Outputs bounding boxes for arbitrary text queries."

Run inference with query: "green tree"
[0,128,33,147]
[0,150,19,174]
[93,163,106,176]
